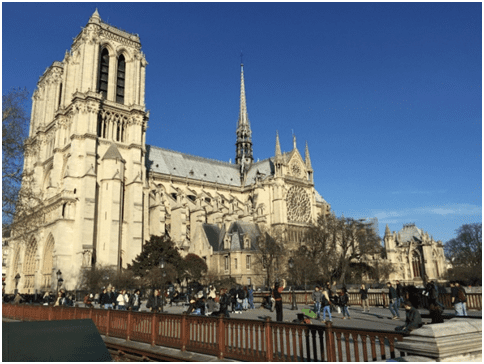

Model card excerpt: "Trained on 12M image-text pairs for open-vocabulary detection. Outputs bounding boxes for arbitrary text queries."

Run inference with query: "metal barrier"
[254,291,482,310]
[3,304,405,362]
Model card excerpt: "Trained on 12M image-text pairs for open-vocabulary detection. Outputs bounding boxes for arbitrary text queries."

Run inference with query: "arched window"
[411,251,422,278]
[98,48,109,99]
[116,54,125,104]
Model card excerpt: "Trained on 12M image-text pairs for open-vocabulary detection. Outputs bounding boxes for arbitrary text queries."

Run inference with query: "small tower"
[235,63,253,168]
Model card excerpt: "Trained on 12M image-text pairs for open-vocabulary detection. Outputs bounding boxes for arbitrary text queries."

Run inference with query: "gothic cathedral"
[5,10,330,293]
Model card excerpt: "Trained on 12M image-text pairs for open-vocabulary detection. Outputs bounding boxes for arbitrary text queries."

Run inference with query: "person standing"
[321,285,332,322]
[128,289,141,311]
[117,289,128,310]
[147,289,162,313]
[100,288,111,309]
[219,288,231,317]
[360,284,369,312]
[109,287,117,309]
[387,282,400,319]
[248,285,255,309]
[396,280,404,308]
[311,286,323,320]
[452,282,468,316]
[273,279,286,322]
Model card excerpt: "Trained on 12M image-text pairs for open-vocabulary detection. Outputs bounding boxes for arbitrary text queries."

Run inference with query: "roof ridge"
[147,145,239,168]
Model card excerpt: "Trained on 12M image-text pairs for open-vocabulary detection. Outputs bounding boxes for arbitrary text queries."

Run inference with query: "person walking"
[273,279,286,322]
[452,282,467,316]
[387,282,400,319]
[109,287,117,309]
[311,286,323,320]
[340,287,351,319]
[218,288,231,317]
[360,284,369,312]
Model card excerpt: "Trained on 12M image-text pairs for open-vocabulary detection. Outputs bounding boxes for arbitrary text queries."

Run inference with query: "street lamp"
[288,258,298,310]
[160,258,166,313]
[14,273,21,295]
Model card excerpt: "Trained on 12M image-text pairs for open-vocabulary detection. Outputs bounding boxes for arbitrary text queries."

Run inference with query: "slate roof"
[397,224,423,243]
[146,145,241,186]
[201,221,261,252]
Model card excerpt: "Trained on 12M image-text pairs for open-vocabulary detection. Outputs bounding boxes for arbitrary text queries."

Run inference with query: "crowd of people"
[3,278,471,331]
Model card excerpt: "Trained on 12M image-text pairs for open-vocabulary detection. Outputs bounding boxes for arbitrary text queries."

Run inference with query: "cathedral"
[4,10,329,293]
[4,11,446,294]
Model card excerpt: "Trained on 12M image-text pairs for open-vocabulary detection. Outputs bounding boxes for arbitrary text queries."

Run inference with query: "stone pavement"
[76,300,481,331]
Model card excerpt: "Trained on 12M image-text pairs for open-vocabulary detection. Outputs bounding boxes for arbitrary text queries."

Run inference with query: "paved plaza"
[75,300,481,332]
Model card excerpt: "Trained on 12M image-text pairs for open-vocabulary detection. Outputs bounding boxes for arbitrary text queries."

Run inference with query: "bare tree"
[254,225,288,288]
[445,223,482,285]
[2,88,30,229]
[3,87,44,243]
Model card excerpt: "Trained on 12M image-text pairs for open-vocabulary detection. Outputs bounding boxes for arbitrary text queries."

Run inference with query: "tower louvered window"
[116,55,125,104]
[98,48,109,99]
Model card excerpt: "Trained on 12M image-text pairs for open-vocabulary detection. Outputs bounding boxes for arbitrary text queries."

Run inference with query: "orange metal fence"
[3,304,405,361]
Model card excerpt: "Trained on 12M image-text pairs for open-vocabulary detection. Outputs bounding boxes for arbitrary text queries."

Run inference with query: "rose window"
[286,186,311,223]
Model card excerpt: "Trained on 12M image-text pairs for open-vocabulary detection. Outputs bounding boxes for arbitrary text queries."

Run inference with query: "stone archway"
[41,235,55,290]
[23,238,38,291]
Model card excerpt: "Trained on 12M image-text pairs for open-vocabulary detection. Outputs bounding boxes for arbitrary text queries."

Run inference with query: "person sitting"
[428,303,444,324]
[395,301,423,335]
[206,297,218,316]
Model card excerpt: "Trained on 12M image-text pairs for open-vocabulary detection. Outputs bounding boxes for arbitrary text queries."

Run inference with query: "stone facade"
[384,223,447,284]
[4,11,329,293]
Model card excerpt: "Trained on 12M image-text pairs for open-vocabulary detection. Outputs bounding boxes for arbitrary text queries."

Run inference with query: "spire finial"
[89,8,101,23]
[275,131,282,158]
[305,140,313,170]
[293,132,297,149]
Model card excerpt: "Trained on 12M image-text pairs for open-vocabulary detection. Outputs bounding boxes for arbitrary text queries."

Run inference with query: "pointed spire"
[275,131,282,158]
[293,133,297,149]
[385,224,391,236]
[305,141,313,170]
[238,63,250,130]
[89,8,101,24]
[235,62,253,167]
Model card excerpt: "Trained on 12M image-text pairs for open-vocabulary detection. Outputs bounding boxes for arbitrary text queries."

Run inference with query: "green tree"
[129,235,184,281]
[183,253,208,283]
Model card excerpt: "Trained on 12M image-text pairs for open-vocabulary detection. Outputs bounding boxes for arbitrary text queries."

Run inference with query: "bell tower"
[21,9,149,292]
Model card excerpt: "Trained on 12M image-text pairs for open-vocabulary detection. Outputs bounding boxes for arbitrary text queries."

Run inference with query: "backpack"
[457,287,466,302]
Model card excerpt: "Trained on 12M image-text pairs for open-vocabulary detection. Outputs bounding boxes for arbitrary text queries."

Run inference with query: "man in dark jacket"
[100,288,112,309]
[128,289,141,311]
[452,282,467,316]
[395,301,422,334]
[147,289,162,313]
[387,282,400,319]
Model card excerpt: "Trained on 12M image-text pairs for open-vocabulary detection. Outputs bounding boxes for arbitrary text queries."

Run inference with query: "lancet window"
[116,55,125,104]
[23,239,38,290]
[98,48,109,99]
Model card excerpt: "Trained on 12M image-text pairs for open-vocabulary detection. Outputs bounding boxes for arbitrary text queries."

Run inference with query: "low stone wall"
[395,318,482,362]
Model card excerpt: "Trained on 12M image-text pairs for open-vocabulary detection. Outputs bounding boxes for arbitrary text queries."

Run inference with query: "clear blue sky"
[2,2,482,244]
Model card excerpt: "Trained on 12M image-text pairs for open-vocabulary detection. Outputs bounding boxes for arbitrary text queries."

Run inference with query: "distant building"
[384,223,447,284]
